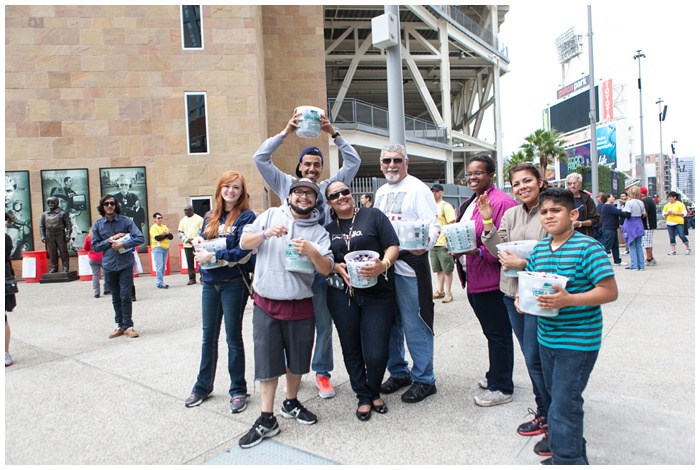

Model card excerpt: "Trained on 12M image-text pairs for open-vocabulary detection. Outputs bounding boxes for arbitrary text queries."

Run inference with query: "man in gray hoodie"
[238,179,333,449]
[253,109,360,399]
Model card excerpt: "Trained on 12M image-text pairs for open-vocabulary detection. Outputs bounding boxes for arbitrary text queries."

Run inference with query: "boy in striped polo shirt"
[519,187,618,465]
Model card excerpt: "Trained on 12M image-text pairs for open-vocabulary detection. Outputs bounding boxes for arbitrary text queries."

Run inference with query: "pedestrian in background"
[663,191,691,256]
[83,232,110,298]
[6,212,17,367]
[621,186,646,271]
[150,212,173,289]
[429,183,456,303]
[360,192,373,208]
[639,187,658,266]
[178,205,204,285]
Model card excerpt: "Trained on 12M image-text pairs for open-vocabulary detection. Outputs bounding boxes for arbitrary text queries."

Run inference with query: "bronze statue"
[39,196,72,273]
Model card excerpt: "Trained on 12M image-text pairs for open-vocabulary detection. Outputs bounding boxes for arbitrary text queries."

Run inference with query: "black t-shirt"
[324,207,399,297]
[642,197,657,230]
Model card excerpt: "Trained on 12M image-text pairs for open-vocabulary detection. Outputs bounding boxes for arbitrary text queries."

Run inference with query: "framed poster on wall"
[40,168,91,257]
[99,166,148,253]
[5,171,34,259]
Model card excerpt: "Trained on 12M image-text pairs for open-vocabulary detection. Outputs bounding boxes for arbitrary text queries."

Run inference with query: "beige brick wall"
[5,5,327,278]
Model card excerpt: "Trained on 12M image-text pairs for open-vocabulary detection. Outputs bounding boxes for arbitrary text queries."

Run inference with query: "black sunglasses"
[381,157,404,165]
[327,188,351,201]
[102,201,116,206]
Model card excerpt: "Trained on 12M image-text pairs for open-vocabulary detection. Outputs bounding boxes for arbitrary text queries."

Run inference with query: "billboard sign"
[556,75,589,101]
[602,79,614,121]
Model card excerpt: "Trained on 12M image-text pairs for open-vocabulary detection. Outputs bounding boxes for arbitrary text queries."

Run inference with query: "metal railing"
[329,98,449,144]
[430,5,508,59]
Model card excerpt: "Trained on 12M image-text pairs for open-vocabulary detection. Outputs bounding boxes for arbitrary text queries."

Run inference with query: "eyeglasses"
[327,188,351,201]
[381,157,404,165]
[465,171,489,178]
[102,201,116,206]
[292,189,316,198]
[566,181,580,186]
[155,216,163,219]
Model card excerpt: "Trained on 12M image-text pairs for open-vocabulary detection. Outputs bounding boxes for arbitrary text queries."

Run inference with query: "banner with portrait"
[99,167,148,253]
[5,171,34,259]
[40,169,91,257]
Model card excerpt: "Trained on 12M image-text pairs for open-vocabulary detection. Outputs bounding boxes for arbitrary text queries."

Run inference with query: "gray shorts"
[642,230,654,248]
[252,304,315,381]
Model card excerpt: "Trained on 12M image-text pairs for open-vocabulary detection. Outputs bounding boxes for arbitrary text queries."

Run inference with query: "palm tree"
[504,150,531,176]
[521,128,568,179]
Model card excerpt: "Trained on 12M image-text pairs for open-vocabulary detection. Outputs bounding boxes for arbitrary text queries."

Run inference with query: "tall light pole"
[633,50,646,184]
[671,139,678,193]
[656,98,667,193]
[587,6,598,194]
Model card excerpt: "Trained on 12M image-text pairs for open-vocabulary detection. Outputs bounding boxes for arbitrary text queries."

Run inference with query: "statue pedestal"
[40,271,79,283]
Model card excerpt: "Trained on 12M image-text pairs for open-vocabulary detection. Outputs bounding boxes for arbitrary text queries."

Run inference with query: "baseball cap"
[430,184,444,192]
[640,187,648,196]
[289,178,319,197]
[295,147,324,178]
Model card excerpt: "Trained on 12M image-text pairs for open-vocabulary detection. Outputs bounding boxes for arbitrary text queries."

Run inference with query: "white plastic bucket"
[443,221,477,253]
[496,240,539,277]
[394,219,430,250]
[295,106,324,139]
[116,234,132,253]
[196,238,227,270]
[344,250,380,288]
[285,241,320,274]
[516,271,569,317]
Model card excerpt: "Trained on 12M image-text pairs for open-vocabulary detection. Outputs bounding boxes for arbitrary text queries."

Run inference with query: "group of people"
[6,106,691,464]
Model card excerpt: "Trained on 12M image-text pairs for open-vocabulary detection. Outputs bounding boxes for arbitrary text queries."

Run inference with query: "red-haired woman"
[184,171,256,414]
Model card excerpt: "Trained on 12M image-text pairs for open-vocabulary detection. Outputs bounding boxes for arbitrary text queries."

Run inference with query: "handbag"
[6,276,18,295]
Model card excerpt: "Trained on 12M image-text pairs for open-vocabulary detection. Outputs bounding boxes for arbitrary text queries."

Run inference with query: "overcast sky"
[498,3,696,164]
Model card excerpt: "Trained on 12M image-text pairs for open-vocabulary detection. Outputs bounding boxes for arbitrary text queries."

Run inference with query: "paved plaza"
[4,229,695,465]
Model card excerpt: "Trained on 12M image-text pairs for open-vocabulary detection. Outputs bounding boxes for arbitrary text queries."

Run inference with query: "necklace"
[336,207,359,254]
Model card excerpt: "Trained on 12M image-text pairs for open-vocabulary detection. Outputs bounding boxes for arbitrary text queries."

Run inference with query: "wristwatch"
[331,131,340,139]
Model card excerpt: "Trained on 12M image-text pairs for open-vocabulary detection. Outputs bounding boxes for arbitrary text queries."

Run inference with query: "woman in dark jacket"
[565,172,601,238]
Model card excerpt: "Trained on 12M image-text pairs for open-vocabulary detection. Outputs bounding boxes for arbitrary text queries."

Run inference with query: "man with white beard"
[373,143,441,404]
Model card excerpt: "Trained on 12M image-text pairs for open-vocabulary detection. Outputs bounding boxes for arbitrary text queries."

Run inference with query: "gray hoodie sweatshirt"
[242,200,332,300]
[252,134,361,226]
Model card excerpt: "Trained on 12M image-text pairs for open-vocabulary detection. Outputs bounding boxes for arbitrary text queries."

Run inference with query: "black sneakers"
[517,409,547,436]
[280,399,318,425]
[184,392,212,408]
[534,433,552,457]
[380,375,413,394]
[238,415,280,449]
[401,381,437,403]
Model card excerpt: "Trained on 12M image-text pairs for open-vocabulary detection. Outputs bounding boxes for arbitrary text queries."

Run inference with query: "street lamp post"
[656,98,668,192]
[633,50,646,184]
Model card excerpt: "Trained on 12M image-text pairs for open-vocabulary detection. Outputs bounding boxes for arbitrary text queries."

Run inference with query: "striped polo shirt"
[526,232,614,351]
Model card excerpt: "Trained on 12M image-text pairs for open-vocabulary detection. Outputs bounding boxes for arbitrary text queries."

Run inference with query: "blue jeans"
[602,229,621,264]
[192,280,249,397]
[467,289,514,394]
[540,345,599,465]
[504,296,550,415]
[628,236,644,269]
[104,267,134,330]
[311,273,333,377]
[667,224,689,246]
[386,274,435,384]
[328,289,393,404]
[152,246,168,286]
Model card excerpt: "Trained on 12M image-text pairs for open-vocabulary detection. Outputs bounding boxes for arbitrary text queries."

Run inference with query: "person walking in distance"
[429,183,456,304]
[178,205,204,285]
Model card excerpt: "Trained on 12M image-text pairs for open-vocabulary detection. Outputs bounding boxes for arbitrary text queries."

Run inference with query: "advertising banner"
[99,167,148,253]
[5,171,34,259]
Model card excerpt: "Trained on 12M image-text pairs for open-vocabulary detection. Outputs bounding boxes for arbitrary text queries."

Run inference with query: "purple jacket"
[455,185,517,294]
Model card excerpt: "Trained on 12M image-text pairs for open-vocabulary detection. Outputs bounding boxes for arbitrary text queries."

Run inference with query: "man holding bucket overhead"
[373,143,441,404]
[252,108,361,400]
[238,179,333,449]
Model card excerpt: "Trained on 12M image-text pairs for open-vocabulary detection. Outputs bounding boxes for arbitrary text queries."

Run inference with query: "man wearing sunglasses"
[374,143,441,404]
[251,109,361,399]
[92,195,145,339]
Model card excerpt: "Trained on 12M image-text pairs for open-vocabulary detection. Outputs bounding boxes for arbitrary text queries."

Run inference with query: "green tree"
[521,128,568,178]
[504,150,531,177]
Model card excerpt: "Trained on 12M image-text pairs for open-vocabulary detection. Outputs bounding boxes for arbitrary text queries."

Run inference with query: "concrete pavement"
[3,229,695,465]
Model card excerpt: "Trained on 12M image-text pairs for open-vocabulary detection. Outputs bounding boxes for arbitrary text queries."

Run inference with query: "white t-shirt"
[374,174,440,277]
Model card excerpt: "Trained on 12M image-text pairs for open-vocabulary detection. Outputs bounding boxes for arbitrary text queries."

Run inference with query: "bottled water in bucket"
[196,238,227,270]
[496,240,539,277]
[393,219,430,250]
[115,234,132,253]
[516,271,569,317]
[295,106,324,139]
[285,241,319,274]
[443,221,477,253]
[344,250,380,288]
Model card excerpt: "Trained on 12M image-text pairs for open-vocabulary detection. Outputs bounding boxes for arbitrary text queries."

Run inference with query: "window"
[185,92,209,155]
[189,196,212,218]
[181,5,202,49]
